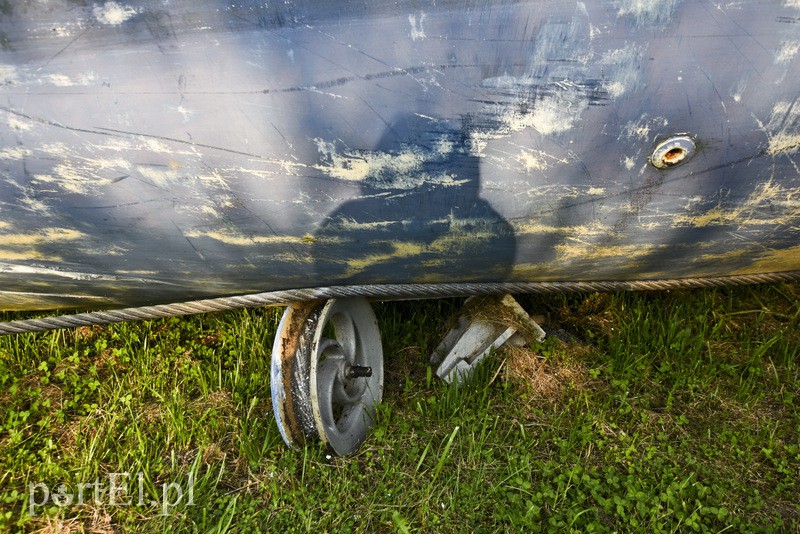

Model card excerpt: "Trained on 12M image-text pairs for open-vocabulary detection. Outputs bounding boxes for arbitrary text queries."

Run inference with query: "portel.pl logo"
[28,472,194,516]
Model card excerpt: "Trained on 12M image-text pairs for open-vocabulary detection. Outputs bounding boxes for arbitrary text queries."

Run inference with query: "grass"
[0,283,799,532]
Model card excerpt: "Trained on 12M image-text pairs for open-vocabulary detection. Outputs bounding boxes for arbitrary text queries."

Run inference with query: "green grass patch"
[1,283,799,532]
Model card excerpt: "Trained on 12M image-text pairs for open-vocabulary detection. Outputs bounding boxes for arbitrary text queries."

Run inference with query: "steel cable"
[1,271,799,335]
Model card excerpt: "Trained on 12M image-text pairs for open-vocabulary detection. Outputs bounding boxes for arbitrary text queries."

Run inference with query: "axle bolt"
[346,365,373,379]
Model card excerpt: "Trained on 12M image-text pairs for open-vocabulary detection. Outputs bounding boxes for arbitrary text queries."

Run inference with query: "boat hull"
[1,1,799,310]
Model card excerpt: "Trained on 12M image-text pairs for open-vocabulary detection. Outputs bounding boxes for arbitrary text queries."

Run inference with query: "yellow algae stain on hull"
[511,220,610,238]
[0,228,85,262]
[0,228,84,246]
[692,249,751,265]
[428,231,497,253]
[0,291,115,312]
[344,242,425,277]
[674,181,800,229]
[511,241,667,281]
[555,242,662,262]
[184,230,318,247]
[733,246,800,275]
[765,101,800,156]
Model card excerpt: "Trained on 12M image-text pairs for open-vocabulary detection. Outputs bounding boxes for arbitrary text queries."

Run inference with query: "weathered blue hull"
[0,1,799,311]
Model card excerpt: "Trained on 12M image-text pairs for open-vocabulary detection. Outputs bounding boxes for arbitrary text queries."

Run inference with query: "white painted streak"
[515,149,569,172]
[47,74,76,87]
[622,156,636,170]
[6,116,30,131]
[0,148,30,160]
[409,12,426,41]
[0,65,17,85]
[621,115,668,141]
[313,138,465,189]
[337,219,404,231]
[44,72,98,88]
[197,170,229,189]
[142,139,172,153]
[0,263,170,284]
[600,45,642,98]
[730,77,748,103]
[176,105,194,122]
[513,94,588,136]
[184,230,304,246]
[52,26,72,38]
[764,101,800,156]
[617,0,684,27]
[93,2,139,25]
[775,41,800,64]
[136,166,178,188]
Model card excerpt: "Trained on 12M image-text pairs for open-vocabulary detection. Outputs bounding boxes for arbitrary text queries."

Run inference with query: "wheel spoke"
[316,358,345,437]
[330,311,357,365]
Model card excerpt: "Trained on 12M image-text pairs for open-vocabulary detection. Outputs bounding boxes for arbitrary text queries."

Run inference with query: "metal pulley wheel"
[270,298,384,455]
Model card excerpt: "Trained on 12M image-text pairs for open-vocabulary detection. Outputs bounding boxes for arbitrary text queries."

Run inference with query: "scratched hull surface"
[0,1,799,310]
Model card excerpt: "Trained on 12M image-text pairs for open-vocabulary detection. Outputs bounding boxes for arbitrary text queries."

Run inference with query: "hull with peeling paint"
[0,1,799,311]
